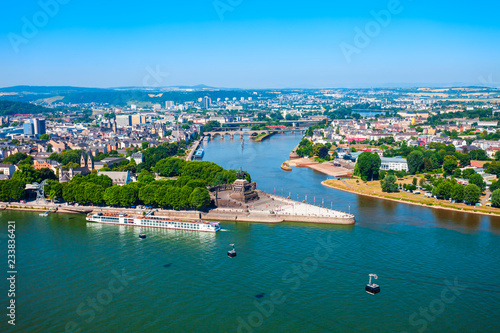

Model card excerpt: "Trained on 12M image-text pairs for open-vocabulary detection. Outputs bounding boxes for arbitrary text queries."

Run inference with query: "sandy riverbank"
[285,158,353,177]
[321,179,500,218]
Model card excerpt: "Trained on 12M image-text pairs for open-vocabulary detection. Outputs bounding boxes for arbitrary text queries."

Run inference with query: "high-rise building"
[202,96,211,109]
[23,120,34,135]
[131,115,146,125]
[33,118,46,135]
[116,115,132,127]
[165,101,174,109]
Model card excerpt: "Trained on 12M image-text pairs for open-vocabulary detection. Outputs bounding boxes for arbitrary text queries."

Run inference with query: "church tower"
[87,151,94,171]
[80,151,86,168]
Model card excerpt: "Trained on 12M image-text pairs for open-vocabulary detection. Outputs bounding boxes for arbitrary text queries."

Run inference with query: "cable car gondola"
[227,244,237,258]
[365,274,380,295]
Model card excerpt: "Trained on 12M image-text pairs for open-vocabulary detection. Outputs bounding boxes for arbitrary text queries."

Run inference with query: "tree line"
[2,153,250,211]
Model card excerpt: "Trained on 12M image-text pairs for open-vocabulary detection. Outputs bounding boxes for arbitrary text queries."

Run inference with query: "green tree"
[380,175,399,193]
[179,185,193,209]
[154,158,186,177]
[181,161,224,185]
[166,187,180,209]
[155,186,169,207]
[451,184,465,202]
[39,134,50,140]
[354,152,381,181]
[462,168,476,179]
[39,168,57,181]
[189,187,211,210]
[0,180,25,202]
[470,149,487,161]
[0,180,11,201]
[468,173,485,191]
[119,184,138,207]
[436,181,453,199]
[423,158,433,172]
[495,150,500,161]
[318,146,329,159]
[47,180,63,202]
[138,169,155,184]
[443,155,458,176]
[490,180,500,192]
[103,186,121,206]
[485,161,500,177]
[445,144,456,154]
[11,164,40,185]
[491,189,500,208]
[9,180,24,201]
[139,184,160,206]
[62,182,78,202]
[49,149,83,166]
[84,183,104,205]
[407,150,424,174]
[2,152,28,165]
[464,184,481,205]
[142,141,149,150]
[457,153,471,167]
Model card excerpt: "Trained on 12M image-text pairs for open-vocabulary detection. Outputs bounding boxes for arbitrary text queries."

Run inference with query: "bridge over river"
[204,128,305,139]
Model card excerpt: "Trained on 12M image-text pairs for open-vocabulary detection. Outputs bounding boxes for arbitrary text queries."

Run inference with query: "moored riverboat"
[86,212,221,232]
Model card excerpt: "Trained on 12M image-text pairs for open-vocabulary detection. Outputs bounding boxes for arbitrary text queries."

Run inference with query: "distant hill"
[61,90,262,106]
[0,100,53,116]
[0,86,109,94]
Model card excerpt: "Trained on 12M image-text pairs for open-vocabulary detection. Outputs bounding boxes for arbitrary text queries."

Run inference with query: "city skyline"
[1,0,499,89]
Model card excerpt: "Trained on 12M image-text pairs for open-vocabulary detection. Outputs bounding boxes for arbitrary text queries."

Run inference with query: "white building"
[0,164,15,178]
[116,115,131,127]
[97,171,132,186]
[380,157,409,172]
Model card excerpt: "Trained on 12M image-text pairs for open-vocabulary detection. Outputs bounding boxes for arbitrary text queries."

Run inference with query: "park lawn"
[323,177,500,216]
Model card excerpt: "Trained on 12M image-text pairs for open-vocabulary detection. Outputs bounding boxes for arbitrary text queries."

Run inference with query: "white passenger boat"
[86,212,220,232]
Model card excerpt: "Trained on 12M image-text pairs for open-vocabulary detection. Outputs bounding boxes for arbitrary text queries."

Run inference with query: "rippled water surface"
[1,134,499,332]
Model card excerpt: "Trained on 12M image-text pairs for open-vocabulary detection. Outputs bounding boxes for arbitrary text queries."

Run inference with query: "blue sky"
[1,0,499,88]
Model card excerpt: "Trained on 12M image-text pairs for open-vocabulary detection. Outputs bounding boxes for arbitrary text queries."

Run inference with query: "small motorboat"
[227,244,237,258]
[365,274,380,295]
[139,233,146,239]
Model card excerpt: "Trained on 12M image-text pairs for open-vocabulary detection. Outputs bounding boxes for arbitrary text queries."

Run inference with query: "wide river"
[1,134,499,332]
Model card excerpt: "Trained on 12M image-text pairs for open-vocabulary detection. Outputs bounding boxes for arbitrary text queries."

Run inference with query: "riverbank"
[0,189,355,225]
[284,158,353,177]
[322,178,500,218]
[251,132,276,142]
